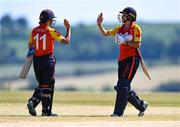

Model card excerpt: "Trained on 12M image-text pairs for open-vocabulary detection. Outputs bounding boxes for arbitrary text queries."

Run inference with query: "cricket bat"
[137,48,151,80]
[19,47,35,79]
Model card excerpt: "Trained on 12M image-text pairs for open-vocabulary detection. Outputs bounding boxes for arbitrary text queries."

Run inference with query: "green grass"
[0,91,180,123]
[0,91,180,106]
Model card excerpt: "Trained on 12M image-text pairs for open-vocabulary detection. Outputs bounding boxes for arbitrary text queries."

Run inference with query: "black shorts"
[33,54,56,87]
[118,56,139,82]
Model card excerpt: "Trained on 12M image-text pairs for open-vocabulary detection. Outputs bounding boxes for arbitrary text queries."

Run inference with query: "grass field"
[0,91,180,127]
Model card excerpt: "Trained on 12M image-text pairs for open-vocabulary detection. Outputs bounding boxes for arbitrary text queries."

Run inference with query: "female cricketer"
[27,9,71,116]
[97,7,148,117]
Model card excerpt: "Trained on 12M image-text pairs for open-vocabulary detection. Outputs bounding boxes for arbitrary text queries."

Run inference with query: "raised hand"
[64,19,70,29]
[97,13,103,25]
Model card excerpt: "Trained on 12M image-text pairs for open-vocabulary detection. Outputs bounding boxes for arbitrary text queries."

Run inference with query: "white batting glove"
[115,33,125,45]
[124,34,133,41]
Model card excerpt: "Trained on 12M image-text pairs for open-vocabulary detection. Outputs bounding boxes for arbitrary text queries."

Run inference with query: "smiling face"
[121,12,129,23]
[117,12,129,23]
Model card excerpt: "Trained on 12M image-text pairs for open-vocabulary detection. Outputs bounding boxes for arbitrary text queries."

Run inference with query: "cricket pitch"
[0,91,179,127]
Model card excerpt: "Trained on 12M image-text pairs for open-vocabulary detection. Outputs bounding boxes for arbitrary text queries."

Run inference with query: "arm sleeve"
[133,25,142,43]
[49,28,64,42]
[107,26,121,36]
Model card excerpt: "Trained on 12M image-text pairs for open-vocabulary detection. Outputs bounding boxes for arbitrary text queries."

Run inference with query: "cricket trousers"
[113,56,146,116]
[28,53,56,115]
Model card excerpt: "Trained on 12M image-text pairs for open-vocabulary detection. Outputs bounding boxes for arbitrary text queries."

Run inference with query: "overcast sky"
[1,0,180,26]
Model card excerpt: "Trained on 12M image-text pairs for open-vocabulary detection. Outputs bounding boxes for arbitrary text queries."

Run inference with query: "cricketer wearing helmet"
[27,9,71,116]
[97,7,148,117]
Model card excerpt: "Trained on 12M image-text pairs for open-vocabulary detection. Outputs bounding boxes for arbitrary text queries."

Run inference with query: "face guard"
[118,12,129,23]
[117,13,123,23]
[50,19,56,28]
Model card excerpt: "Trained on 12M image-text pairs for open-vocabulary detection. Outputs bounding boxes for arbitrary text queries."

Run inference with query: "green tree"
[0,15,13,40]
[141,36,166,60]
[14,17,28,39]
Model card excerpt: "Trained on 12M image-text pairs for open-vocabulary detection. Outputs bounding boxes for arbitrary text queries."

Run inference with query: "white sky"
[0,0,180,26]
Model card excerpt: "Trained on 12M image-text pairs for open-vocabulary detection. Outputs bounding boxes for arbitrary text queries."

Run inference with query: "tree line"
[0,14,180,64]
